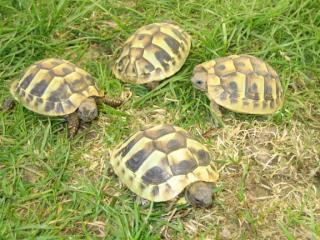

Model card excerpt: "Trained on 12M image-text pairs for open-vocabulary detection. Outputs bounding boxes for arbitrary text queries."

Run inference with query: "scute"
[110,124,219,202]
[194,54,284,114]
[10,58,101,116]
[113,22,191,84]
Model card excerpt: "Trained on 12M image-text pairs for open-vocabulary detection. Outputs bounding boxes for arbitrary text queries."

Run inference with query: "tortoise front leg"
[66,111,80,138]
[2,98,16,112]
[210,99,222,117]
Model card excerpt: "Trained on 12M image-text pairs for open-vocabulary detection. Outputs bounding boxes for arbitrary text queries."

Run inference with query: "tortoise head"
[185,181,214,208]
[191,64,209,92]
[77,97,98,122]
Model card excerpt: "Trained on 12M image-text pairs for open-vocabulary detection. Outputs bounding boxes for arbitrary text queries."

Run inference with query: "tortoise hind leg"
[2,98,16,112]
[145,81,159,90]
[66,111,80,138]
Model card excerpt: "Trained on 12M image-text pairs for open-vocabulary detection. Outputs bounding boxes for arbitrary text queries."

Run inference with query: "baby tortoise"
[113,22,191,89]
[4,58,130,138]
[191,54,284,115]
[111,124,219,208]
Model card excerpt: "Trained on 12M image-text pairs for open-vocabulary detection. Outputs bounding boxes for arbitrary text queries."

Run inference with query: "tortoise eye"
[196,80,203,85]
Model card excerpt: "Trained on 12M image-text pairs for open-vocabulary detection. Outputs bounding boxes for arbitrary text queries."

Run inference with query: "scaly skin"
[146,81,160,90]
[67,111,80,139]
[2,98,15,112]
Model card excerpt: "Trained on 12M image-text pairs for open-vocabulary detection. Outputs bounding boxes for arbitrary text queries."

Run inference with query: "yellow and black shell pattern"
[111,124,219,202]
[10,58,101,116]
[113,22,191,84]
[194,54,284,114]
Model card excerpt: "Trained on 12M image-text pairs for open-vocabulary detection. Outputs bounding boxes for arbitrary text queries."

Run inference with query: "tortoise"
[113,22,191,89]
[110,124,219,208]
[191,54,284,115]
[4,58,127,138]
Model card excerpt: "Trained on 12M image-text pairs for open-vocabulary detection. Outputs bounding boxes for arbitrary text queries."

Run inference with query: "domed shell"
[110,124,219,202]
[193,55,284,114]
[113,22,191,84]
[10,58,101,116]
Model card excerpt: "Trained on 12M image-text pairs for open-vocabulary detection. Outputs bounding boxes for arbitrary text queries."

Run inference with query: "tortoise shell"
[10,58,101,116]
[110,124,219,202]
[113,22,191,84]
[192,55,284,114]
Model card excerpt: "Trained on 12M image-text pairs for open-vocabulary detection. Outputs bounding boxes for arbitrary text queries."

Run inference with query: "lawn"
[0,0,319,239]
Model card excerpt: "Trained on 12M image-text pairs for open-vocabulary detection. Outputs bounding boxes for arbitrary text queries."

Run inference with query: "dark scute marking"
[118,132,144,158]
[121,168,126,174]
[171,28,187,44]
[197,149,210,166]
[69,79,89,93]
[229,81,237,91]
[246,82,259,100]
[264,85,273,101]
[48,83,69,101]
[171,159,197,175]
[217,64,226,71]
[219,91,228,101]
[142,166,171,184]
[144,125,175,140]
[155,50,171,70]
[125,143,154,172]
[129,176,133,182]
[194,65,208,74]
[137,34,147,40]
[62,67,73,75]
[234,61,245,67]
[252,83,257,91]
[164,36,180,54]
[167,139,182,152]
[142,58,155,72]
[152,186,159,197]
[229,81,238,101]
[146,64,155,72]
[19,73,35,89]
[171,28,184,39]
[29,79,49,97]
[45,101,55,112]
[55,103,64,113]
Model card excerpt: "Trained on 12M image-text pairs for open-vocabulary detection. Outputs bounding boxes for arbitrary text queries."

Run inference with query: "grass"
[0,0,319,239]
